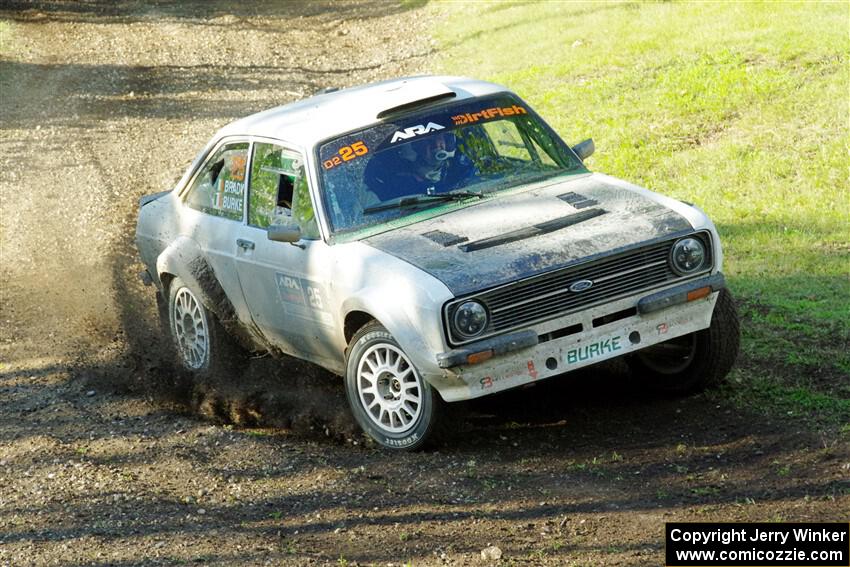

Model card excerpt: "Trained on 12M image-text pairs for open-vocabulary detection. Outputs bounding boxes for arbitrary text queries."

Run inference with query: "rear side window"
[185,142,249,221]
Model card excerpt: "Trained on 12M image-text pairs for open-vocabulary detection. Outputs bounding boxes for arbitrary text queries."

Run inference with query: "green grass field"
[0,21,10,52]
[433,1,849,430]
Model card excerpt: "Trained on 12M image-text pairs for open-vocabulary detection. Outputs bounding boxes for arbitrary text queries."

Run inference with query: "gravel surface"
[1,2,848,566]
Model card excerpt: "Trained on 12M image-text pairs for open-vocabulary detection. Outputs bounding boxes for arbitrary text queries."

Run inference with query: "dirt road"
[1,2,847,566]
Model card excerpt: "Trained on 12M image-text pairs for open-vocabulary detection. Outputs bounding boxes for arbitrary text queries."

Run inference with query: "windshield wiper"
[363,190,484,215]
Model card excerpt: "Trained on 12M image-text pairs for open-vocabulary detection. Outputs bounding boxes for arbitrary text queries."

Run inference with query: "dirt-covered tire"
[166,277,243,377]
[629,288,740,394]
[344,321,442,451]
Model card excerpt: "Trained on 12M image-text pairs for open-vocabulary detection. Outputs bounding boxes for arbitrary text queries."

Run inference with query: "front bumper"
[426,274,723,402]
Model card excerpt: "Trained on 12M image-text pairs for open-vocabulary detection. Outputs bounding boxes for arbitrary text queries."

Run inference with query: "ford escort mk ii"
[135,76,739,450]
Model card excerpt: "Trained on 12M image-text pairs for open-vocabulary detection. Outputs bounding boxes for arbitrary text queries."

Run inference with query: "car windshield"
[317,94,587,235]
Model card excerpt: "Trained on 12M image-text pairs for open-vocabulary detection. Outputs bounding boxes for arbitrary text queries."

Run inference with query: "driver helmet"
[397,131,457,182]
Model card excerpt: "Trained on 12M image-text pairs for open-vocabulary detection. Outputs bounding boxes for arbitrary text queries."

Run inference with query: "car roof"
[215,75,511,148]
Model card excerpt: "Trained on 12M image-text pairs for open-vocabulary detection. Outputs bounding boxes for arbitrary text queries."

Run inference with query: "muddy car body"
[136,75,739,450]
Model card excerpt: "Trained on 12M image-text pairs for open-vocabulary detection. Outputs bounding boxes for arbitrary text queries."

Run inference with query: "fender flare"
[156,236,261,351]
[340,290,446,382]
[156,236,209,303]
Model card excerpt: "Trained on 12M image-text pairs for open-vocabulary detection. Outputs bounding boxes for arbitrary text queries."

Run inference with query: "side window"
[185,142,248,221]
[482,120,558,167]
[483,121,533,162]
[293,170,321,239]
[248,143,320,239]
[530,137,558,167]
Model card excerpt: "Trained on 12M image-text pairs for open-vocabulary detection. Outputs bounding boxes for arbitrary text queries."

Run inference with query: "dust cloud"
[1,1,430,441]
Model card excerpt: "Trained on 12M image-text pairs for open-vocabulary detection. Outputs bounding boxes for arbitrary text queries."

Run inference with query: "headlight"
[452,301,489,339]
[670,237,707,275]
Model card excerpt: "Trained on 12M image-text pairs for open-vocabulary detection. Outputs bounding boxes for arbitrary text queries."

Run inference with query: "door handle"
[236,238,255,250]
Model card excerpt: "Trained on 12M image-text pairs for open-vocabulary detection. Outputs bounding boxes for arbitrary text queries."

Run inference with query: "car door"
[234,141,338,363]
[180,140,254,328]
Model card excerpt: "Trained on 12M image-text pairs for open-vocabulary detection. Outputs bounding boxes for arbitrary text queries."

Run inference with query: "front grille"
[444,232,712,345]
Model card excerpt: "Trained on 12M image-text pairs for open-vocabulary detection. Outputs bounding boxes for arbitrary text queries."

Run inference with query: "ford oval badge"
[569,279,594,293]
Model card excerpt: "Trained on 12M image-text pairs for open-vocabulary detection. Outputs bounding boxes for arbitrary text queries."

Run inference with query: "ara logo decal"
[568,279,594,293]
[275,273,306,306]
[280,276,302,290]
[390,122,445,143]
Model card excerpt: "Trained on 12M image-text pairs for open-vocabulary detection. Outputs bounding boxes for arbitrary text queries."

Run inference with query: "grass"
[0,21,10,55]
[433,1,849,430]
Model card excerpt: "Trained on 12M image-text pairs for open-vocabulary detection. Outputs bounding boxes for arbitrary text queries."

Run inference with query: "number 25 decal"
[323,140,368,170]
[307,287,324,310]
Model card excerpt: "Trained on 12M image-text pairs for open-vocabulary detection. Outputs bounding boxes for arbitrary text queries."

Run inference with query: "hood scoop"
[459,208,606,252]
[558,191,598,209]
[422,229,469,247]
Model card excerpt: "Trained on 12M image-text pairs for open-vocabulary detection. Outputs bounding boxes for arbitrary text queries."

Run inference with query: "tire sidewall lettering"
[384,432,419,447]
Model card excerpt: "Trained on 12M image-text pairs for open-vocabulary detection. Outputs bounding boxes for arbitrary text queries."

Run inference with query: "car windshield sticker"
[230,154,247,181]
[451,105,527,126]
[212,153,246,214]
[323,140,369,170]
[390,122,445,143]
[316,93,592,237]
[214,177,244,214]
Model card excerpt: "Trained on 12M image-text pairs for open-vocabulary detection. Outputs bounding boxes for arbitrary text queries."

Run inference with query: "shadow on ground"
[0,0,428,25]
[4,348,848,565]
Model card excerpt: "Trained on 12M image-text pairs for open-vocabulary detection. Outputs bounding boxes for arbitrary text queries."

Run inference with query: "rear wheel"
[345,322,441,450]
[167,277,242,376]
[629,289,740,394]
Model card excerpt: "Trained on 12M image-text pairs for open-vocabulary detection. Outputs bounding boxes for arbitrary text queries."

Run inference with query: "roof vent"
[376,82,456,119]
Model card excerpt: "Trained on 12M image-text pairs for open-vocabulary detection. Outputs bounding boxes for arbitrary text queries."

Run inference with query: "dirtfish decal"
[390,122,445,143]
[566,336,622,364]
[451,105,527,125]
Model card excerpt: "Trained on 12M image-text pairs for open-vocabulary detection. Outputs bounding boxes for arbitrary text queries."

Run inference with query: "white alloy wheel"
[171,286,209,370]
[356,342,423,434]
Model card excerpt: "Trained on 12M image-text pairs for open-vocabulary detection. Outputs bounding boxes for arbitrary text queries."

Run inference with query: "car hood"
[363,173,696,296]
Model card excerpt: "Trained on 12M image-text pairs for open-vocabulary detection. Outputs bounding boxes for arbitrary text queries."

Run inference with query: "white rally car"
[136,76,739,450]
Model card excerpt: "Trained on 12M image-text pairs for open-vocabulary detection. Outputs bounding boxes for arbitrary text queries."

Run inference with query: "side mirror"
[572,138,595,161]
[267,220,302,243]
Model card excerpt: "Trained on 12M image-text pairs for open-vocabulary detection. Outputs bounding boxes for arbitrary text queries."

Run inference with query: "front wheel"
[344,322,441,450]
[629,288,740,394]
